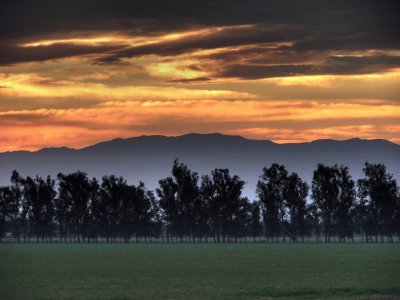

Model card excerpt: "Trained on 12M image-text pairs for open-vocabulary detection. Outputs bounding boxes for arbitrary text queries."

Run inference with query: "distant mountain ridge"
[1,133,399,198]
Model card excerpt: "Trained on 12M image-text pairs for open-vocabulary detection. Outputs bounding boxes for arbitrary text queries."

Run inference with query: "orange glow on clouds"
[19,25,252,48]
[1,24,400,151]
[0,73,254,101]
[1,99,399,151]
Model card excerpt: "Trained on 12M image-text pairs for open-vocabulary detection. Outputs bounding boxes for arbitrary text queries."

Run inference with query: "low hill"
[1,133,399,198]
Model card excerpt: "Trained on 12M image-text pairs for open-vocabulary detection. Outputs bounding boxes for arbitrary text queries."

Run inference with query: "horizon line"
[2,132,398,154]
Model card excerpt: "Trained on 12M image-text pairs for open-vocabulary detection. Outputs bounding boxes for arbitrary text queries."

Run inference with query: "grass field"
[0,243,399,299]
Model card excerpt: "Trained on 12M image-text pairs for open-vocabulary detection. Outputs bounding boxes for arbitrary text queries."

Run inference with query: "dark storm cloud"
[321,55,400,75]
[221,64,314,79]
[1,0,399,76]
[220,55,400,79]
[2,0,398,38]
[285,31,400,52]
[96,25,298,63]
[167,77,212,83]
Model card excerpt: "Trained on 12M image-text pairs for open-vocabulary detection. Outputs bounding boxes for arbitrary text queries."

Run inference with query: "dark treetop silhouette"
[0,160,399,243]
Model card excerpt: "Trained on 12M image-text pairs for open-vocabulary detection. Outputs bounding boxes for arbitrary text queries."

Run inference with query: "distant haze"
[0,133,399,198]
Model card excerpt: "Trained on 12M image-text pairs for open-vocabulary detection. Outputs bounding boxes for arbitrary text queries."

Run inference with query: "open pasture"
[0,243,399,299]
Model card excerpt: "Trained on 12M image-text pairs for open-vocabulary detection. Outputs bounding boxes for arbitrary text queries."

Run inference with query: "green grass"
[0,243,399,299]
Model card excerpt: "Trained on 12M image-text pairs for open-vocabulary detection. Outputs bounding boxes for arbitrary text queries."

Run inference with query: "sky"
[1,0,400,151]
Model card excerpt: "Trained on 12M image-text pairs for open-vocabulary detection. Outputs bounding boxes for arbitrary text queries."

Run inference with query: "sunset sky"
[1,0,399,151]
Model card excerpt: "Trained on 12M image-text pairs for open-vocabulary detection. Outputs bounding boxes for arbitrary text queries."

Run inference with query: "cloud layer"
[0,0,399,150]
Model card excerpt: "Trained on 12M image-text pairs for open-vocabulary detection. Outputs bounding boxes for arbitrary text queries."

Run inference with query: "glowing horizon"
[1,1,399,151]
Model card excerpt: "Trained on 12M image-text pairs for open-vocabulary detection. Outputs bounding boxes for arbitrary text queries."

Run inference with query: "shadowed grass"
[0,243,399,299]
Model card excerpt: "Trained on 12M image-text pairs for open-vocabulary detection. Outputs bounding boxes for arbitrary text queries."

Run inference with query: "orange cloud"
[0,73,255,101]
[1,25,399,151]
[19,25,244,48]
[0,100,399,151]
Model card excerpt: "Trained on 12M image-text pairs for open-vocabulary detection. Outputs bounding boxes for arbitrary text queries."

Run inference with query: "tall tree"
[257,163,288,242]
[57,171,92,242]
[284,173,309,242]
[358,162,398,242]
[0,186,12,240]
[157,160,200,242]
[192,181,210,242]
[354,187,371,242]
[23,176,56,242]
[86,178,100,242]
[395,190,400,241]
[147,191,163,240]
[100,175,127,242]
[202,168,246,242]
[232,196,251,241]
[56,174,73,242]
[157,176,177,241]
[312,164,357,242]
[249,201,263,242]
[9,171,23,241]
[336,166,356,242]
[312,164,339,242]
[120,182,155,242]
[54,189,70,242]
[306,203,321,241]
[200,174,214,241]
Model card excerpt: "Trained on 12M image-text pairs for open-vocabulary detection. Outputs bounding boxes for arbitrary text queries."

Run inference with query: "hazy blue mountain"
[1,133,399,198]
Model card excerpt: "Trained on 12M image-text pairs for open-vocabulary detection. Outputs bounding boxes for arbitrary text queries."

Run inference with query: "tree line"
[0,160,399,243]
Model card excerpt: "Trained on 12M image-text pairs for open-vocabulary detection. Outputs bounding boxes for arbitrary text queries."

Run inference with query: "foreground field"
[0,243,399,299]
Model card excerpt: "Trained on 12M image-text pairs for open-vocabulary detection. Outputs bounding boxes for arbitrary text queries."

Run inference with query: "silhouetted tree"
[233,197,251,241]
[358,162,398,242]
[54,192,69,242]
[23,176,55,242]
[395,192,400,241]
[131,183,154,241]
[120,182,155,242]
[284,173,309,242]
[257,164,288,242]
[86,178,100,242]
[157,176,177,242]
[119,184,134,242]
[57,171,92,242]
[0,159,398,243]
[100,175,127,242]
[249,201,262,242]
[354,188,371,242]
[157,160,200,242]
[200,174,214,241]
[147,192,163,240]
[202,168,246,242]
[190,180,210,242]
[55,175,73,242]
[9,171,23,241]
[312,164,357,243]
[336,166,356,242]
[312,164,339,242]
[306,203,322,241]
[0,186,12,240]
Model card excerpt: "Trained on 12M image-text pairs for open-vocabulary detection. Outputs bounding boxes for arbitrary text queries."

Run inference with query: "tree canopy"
[0,161,398,243]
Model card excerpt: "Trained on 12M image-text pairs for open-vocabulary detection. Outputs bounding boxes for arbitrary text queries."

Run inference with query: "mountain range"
[0,133,399,198]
